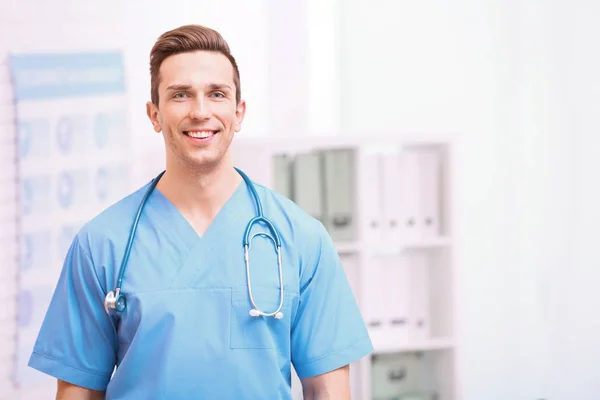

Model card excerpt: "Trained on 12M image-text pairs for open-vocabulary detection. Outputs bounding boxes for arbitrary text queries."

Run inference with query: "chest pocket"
[230,286,296,350]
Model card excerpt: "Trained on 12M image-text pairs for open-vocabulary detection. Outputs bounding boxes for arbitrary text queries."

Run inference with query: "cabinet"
[230,136,456,400]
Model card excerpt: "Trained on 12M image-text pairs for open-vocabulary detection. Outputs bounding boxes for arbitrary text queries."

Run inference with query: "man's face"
[146,50,245,172]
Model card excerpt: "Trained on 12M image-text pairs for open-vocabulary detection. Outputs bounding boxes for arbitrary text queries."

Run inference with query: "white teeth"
[187,131,214,138]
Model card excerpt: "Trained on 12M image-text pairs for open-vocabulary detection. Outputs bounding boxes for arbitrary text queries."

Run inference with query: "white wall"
[549,2,600,398]
[339,0,600,399]
[339,1,524,397]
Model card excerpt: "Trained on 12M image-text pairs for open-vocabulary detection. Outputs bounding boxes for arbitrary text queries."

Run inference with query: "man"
[29,24,373,399]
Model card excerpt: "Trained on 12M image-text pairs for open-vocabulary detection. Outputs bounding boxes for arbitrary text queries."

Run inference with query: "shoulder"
[253,181,326,234]
[73,180,152,257]
[251,181,332,258]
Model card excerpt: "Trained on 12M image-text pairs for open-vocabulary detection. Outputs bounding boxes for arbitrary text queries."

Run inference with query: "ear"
[234,99,246,133]
[146,101,162,133]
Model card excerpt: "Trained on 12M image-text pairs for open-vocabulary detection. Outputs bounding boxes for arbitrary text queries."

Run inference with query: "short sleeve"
[28,233,117,390]
[291,222,373,378]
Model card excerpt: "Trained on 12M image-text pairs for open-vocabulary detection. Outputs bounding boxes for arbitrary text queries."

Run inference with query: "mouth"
[183,130,219,142]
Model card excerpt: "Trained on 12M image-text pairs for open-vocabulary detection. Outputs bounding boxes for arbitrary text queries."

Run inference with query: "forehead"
[158,50,235,89]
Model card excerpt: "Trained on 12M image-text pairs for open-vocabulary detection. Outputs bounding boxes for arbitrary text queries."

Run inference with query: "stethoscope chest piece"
[104,288,126,314]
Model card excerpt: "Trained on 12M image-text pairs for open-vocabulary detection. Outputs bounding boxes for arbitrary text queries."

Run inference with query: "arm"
[57,380,105,400]
[291,221,372,398]
[28,234,117,392]
[301,365,351,400]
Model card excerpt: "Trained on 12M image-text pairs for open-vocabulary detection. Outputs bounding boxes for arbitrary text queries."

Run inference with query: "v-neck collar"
[151,178,247,245]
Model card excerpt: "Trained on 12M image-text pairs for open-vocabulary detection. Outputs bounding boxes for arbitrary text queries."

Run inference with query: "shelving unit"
[230,135,456,400]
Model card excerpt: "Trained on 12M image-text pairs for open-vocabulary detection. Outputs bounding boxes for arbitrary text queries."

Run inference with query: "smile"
[184,130,218,139]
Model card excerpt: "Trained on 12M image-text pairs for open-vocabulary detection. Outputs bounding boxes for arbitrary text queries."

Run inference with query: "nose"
[189,97,211,120]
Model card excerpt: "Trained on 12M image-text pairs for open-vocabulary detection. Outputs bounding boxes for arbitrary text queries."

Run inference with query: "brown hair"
[149,24,241,106]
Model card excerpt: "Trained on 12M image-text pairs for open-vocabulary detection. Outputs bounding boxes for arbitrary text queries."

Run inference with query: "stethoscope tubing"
[103,168,285,320]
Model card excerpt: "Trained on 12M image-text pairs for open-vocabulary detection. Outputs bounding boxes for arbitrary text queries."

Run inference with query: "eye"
[173,92,188,99]
[211,92,225,98]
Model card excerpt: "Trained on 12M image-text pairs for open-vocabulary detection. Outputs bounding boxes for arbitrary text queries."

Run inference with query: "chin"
[184,153,223,172]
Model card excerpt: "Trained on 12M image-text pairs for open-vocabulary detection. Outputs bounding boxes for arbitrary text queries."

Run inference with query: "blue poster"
[9,51,132,390]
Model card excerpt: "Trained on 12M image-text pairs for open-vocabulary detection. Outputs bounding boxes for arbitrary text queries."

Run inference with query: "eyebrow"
[208,83,233,92]
[165,84,192,92]
[165,83,233,92]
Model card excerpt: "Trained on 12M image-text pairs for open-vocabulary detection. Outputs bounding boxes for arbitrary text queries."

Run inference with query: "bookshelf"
[230,135,456,400]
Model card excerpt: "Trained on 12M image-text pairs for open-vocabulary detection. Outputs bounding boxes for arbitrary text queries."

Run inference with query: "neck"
[156,154,242,220]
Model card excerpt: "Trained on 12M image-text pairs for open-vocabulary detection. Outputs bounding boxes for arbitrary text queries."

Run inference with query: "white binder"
[358,147,384,244]
[408,253,430,341]
[383,254,411,344]
[398,149,423,242]
[418,147,442,238]
[364,256,387,331]
[322,149,356,242]
[292,152,324,224]
[381,149,403,244]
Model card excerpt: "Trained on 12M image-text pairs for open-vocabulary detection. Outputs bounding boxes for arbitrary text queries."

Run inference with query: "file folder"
[272,153,293,200]
[322,149,356,242]
[359,148,384,244]
[418,147,442,237]
[292,152,324,224]
[381,149,404,243]
[364,256,387,330]
[398,150,422,241]
[383,255,410,343]
[408,253,430,341]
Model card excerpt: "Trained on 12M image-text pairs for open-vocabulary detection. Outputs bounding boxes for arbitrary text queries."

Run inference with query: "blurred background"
[1,0,599,399]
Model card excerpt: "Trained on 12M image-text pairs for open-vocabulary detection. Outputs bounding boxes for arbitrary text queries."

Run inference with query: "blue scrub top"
[28,174,374,399]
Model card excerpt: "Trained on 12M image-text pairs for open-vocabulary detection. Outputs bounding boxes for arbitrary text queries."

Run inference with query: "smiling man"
[28,24,373,399]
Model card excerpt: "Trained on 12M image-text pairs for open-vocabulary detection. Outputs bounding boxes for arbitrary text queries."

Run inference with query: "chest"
[117,228,299,293]
[112,233,300,365]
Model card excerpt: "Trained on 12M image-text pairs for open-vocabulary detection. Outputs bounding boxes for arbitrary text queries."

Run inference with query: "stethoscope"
[104,168,285,320]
